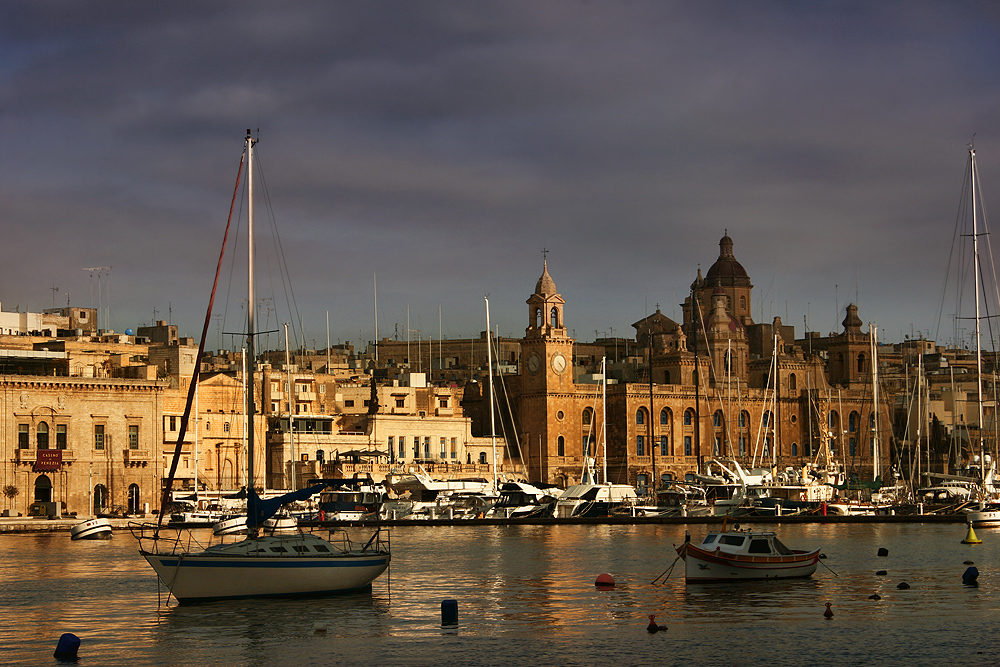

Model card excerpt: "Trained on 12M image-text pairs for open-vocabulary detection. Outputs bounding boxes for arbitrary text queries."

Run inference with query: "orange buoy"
[823,602,834,618]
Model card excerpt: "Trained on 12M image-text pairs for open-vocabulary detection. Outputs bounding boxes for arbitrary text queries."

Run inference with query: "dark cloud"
[2,1,1000,350]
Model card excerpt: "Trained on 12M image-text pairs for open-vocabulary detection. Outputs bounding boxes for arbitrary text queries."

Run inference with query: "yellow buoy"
[962,522,983,545]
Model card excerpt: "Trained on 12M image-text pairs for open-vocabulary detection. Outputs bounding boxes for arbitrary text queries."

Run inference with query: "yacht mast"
[245,129,257,498]
[972,147,987,483]
[284,322,295,490]
[602,356,608,484]
[870,324,880,481]
[485,297,498,491]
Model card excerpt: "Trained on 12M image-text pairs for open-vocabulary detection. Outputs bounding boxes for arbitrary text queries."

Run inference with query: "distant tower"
[519,259,576,484]
[827,303,869,386]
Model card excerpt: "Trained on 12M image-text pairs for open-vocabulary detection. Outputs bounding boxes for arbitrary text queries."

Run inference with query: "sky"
[3,1,1000,354]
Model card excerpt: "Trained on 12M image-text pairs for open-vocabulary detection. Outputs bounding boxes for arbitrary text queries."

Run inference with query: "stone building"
[2,371,163,517]
[508,234,892,493]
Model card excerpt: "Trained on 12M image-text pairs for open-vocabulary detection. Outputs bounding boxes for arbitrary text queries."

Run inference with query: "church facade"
[511,234,890,492]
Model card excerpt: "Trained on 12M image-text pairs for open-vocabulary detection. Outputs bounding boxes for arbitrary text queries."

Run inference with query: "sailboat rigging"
[132,130,390,603]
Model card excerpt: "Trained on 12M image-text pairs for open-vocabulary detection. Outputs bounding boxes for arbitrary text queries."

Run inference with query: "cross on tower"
[542,248,549,262]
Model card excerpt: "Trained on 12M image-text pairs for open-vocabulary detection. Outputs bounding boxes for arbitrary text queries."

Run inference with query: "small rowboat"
[71,518,114,541]
[675,526,820,581]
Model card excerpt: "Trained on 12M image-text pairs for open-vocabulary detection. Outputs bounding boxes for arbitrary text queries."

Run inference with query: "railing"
[14,449,36,463]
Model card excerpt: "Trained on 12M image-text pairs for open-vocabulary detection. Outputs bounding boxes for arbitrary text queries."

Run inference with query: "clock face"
[551,353,567,374]
[526,353,541,375]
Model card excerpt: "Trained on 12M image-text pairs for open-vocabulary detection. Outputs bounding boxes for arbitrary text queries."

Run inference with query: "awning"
[33,450,63,472]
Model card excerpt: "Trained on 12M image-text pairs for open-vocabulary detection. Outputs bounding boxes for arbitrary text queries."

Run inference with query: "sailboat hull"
[141,549,390,603]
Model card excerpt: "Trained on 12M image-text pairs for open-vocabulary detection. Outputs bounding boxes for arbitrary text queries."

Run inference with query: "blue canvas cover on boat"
[247,483,325,528]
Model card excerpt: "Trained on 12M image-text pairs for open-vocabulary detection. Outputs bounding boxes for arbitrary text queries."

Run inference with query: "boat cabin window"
[719,535,745,546]
[748,539,771,554]
[270,547,288,553]
[772,539,793,555]
[314,545,330,552]
[702,534,717,545]
[292,546,309,553]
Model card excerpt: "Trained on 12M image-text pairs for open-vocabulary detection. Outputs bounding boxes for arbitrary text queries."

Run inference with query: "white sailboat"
[134,131,390,602]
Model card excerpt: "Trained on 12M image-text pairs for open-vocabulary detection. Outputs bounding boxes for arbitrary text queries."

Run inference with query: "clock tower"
[520,259,576,484]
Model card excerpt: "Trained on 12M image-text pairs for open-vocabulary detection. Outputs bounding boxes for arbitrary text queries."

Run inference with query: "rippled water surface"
[1,523,998,666]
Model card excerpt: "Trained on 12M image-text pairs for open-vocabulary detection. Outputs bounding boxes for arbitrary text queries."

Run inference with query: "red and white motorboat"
[675,527,820,582]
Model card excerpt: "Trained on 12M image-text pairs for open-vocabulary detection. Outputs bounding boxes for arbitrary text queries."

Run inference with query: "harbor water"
[1,522,998,666]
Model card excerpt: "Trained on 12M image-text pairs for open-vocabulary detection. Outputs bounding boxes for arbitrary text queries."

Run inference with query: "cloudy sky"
[3,2,1000,354]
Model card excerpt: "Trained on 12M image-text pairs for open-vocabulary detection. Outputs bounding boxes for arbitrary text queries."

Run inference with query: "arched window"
[637,435,645,456]
[791,442,798,456]
[550,307,558,328]
[829,410,839,429]
[739,411,748,428]
[660,408,670,425]
[740,295,746,310]
[858,352,866,373]
[636,409,646,425]
[849,411,859,432]
[692,370,698,384]
[660,435,669,456]
[582,408,593,426]
[684,409,694,426]
[535,308,542,329]
[713,410,723,428]
[479,452,488,464]
[557,435,565,457]
[684,436,692,456]
[663,370,671,384]
[762,411,773,427]
[788,373,797,391]
[869,413,876,429]
[36,422,49,449]
[127,484,141,514]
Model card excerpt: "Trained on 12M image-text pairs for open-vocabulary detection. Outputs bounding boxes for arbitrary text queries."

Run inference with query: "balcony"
[123,449,151,465]
[14,449,36,463]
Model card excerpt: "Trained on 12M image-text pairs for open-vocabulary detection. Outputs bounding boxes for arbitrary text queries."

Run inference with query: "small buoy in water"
[876,570,887,576]
[868,593,881,601]
[897,582,910,589]
[963,566,980,585]
[964,560,975,565]
[647,614,667,633]
[819,553,827,559]
[962,523,983,545]
[823,602,834,618]
[313,622,328,633]
[595,573,615,588]
[54,633,80,662]
[877,548,889,557]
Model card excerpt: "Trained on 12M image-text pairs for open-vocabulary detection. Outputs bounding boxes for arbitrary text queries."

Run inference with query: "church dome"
[534,261,557,296]
[705,232,750,285]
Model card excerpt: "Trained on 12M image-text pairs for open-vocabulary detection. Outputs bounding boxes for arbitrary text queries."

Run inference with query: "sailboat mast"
[602,356,608,484]
[485,297,497,491]
[284,322,295,490]
[246,129,256,494]
[870,324,880,481]
[972,147,987,481]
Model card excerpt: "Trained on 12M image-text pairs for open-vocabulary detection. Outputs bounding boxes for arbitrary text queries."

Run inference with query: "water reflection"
[3,522,1000,666]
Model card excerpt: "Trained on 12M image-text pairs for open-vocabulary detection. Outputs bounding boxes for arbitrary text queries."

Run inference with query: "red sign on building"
[34,450,63,472]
